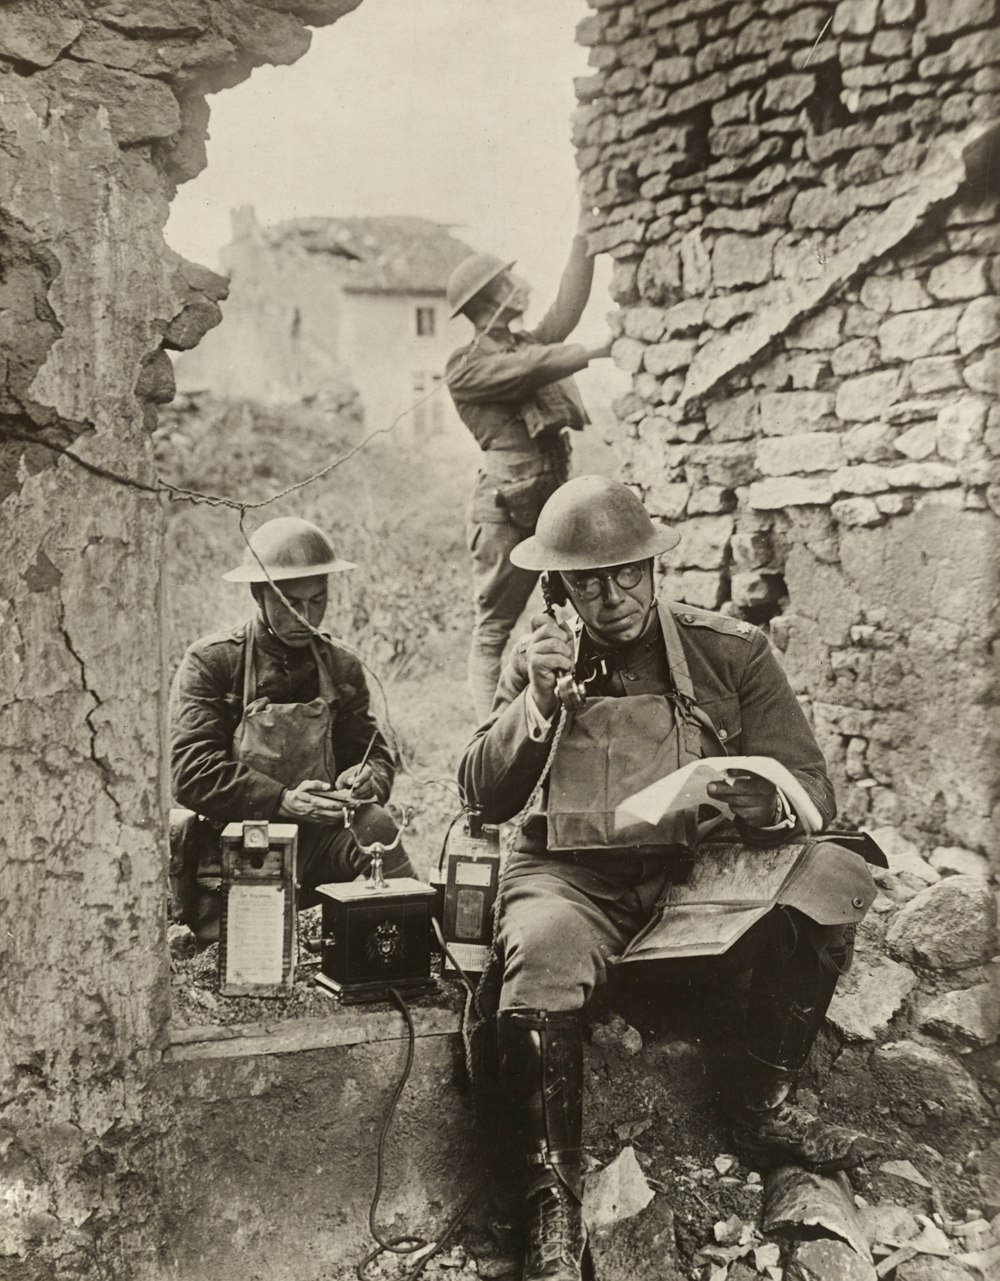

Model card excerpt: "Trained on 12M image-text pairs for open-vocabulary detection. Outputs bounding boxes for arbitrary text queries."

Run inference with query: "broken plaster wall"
[575,0,1000,862]
[0,3,362,1278]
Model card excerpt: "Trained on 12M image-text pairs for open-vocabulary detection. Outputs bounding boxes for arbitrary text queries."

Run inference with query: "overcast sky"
[166,0,609,333]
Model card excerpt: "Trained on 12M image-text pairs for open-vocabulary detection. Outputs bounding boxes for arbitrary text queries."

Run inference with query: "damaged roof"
[265,215,476,296]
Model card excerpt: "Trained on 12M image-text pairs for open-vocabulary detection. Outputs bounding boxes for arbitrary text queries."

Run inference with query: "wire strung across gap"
[0,280,520,514]
[0,283,521,805]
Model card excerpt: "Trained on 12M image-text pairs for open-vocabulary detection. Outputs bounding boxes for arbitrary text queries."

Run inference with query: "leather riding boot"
[497,1009,588,1281]
[732,910,880,1173]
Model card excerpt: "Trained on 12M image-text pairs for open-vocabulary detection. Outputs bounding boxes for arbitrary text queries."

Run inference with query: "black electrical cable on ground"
[356,986,487,1281]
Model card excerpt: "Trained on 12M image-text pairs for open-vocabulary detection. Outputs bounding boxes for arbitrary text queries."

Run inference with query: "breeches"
[497,850,852,1030]
[467,517,538,721]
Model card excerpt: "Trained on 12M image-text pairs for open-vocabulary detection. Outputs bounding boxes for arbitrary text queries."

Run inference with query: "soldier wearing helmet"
[169,516,413,940]
[458,477,878,1281]
[444,214,613,721]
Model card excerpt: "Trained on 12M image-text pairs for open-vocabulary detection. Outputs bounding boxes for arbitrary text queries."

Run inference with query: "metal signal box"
[218,820,297,997]
[436,817,501,978]
[314,878,437,1004]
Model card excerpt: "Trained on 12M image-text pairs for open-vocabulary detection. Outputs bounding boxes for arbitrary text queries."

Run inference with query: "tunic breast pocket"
[698,696,742,750]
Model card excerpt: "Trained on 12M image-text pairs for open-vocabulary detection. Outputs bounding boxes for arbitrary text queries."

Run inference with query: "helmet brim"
[221,557,356,583]
[510,526,679,573]
[449,259,517,318]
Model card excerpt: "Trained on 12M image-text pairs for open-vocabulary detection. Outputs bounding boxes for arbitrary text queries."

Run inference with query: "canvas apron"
[180,623,339,941]
[232,618,338,788]
[546,605,712,852]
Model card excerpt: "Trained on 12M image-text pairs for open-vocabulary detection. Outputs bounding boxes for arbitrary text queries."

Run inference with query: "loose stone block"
[878,307,963,361]
[894,421,937,460]
[835,370,901,423]
[612,337,646,373]
[687,484,733,514]
[757,432,845,475]
[927,255,990,301]
[831,497,882,526]
[0,11,82,66]
[827,949,918,1040]
[708,124,761,156]
[886,875,998,969]
[843,422,899,462]
[679,229,711,295]
[919,981,1000,1047]
[643,339,698,376]
[711,233,774,288]
[787,307,844,350]
[831,463,892,494]
[936,397,988,461]
[763,72,816,112]
[964,347,1000,395]
[891,461,960,487]
[697,442,757,488]
[924,0,998,36]
[929,845,991,878]
[659,569,725,609]
[663,299,706,336]
[623,307,668,342]
[730,570,784,608]
[859,277,932,313]
[637,242,682,304]
[757,390,836,435]
[830,338,880,376]
[874,1041,987,1121]
[706,391,757,440]
[644,478,691,519]
[789,186,856,230]
[673,515,735,569]
[908,356,965,393]
[956,296,1000,356]
[882,0,916,20]
[833,0,880,34]
[748,477,835,508]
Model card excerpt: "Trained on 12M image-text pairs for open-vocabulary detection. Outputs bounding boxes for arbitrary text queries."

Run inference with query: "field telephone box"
[218,820,297,997]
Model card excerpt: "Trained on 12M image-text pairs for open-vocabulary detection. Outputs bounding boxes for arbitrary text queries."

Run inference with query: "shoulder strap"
[658,601,729,756]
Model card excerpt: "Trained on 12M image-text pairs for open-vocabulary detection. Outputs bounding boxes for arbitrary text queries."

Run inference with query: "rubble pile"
[573,0,1000,859]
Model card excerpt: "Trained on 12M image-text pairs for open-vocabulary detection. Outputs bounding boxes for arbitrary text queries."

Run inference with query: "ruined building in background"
[174,208,474,445]
[574,0,1000,861]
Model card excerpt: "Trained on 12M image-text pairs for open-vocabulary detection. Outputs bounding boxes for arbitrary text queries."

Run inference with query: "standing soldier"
[445,218,612,721]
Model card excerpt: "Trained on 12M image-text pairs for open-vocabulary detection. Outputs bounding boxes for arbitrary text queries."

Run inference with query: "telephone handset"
[540,572,586,710]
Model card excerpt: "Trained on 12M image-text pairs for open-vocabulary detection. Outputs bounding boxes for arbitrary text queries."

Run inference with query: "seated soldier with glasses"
[457,475,878,1281]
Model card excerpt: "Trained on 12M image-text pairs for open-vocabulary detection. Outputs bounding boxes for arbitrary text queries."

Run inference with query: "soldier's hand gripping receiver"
[540,572,586,711]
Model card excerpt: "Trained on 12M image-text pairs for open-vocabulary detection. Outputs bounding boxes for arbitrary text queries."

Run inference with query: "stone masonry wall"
[574,0,1000,864]
[0,4,361,1278]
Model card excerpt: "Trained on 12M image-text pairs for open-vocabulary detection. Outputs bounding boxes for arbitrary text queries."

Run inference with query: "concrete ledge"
[164,1004,461,1061]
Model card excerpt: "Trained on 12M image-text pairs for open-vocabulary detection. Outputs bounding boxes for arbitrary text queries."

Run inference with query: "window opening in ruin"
[416,305,436,337]
[805,58,854,135]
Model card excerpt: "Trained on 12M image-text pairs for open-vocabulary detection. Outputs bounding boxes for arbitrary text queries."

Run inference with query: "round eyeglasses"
[561,562,645,602]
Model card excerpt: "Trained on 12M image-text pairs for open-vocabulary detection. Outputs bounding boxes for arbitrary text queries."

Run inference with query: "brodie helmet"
[222,517,355,582]
[509,475,679,572]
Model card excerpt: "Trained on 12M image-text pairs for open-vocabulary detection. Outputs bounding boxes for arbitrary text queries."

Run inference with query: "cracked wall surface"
[0,3,361,1277]
[575,0,1000,861]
